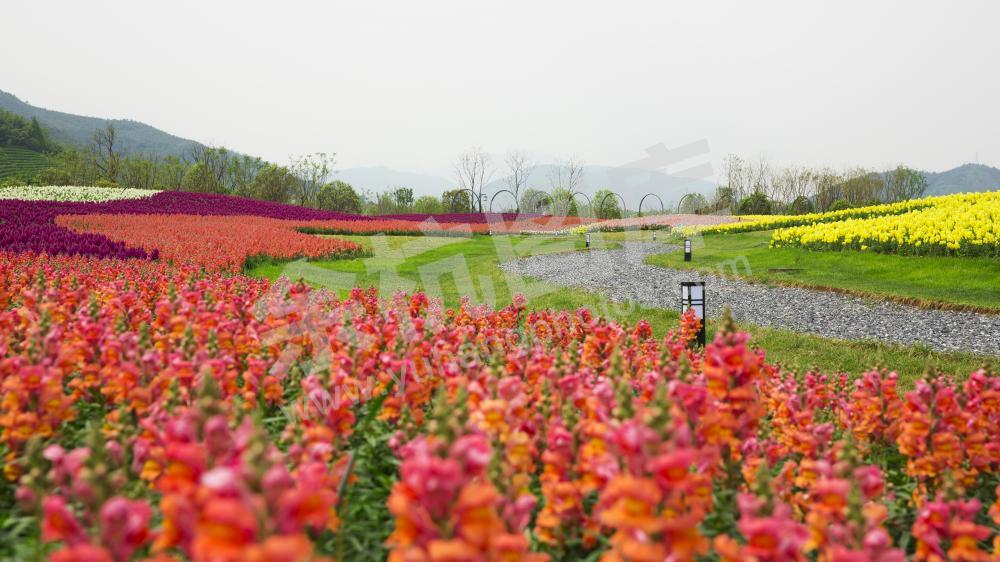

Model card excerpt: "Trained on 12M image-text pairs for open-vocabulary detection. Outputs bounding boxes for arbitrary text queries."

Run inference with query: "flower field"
[0,186,161,202]
[56,214,596,270]
[1,244,999,560]
[698,199,936,235]
[583,214,739,232]
[0,188,599,269]
[0,186,998,561]
[771,191,1000,257]
[0,192,364,263]
[56,214,367,271]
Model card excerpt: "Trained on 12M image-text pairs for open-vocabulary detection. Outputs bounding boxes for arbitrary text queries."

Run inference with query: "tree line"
[701,154,929,215]
[5,115,927,218]
[1,119,499,215]
[0,109,56,153]
[451,146,623,218]
[3,122,626,217]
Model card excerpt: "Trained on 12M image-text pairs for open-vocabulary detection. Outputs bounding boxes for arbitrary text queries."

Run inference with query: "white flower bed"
[0,185,160,203]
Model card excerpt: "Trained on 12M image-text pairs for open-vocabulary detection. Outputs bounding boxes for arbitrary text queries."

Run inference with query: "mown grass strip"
[647,230,1000,313]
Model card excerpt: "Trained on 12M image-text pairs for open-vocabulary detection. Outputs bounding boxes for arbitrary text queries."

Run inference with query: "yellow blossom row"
[770,191,1000,256]
[698,198,935,235]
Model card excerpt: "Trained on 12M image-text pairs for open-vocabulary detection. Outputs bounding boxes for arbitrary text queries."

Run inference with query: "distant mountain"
[335,164,716,211]
[0,90,202,158]
[922,163,1000,196]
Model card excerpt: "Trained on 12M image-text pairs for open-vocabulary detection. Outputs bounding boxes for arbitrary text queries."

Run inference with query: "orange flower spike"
[490,533,550,562]
[452,482,504,549]
[190,498,260,562]
[242,533,316,562]
[424,539,480,562]
[596,476,664,535]
[505,430,536,485]
[477,398,508,437]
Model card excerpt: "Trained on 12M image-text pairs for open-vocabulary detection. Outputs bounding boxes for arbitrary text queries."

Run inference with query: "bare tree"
[748,155,773,199]
[814,168,845,211]
[454,147,494,213]
[503,150,535,203]
[547,157,585,192]
[769,165,811,204]
[794,167,817,201]
[90,122,122,181]
[289,152,336,207]
[721,154,747,202]
[771,167,793,204]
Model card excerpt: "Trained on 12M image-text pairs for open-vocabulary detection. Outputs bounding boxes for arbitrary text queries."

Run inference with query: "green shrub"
[35,167,72,186]
[737,192,773,215]
[828,199,852,212]
[789,196,814,215]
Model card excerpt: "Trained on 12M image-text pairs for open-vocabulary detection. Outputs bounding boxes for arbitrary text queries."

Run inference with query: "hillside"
[0,147,52,181]
[923,163,1000,196]
[0,90,202,158]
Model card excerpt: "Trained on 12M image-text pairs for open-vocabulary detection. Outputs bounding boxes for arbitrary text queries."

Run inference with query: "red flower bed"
[55,212,598,274]
[56,214,366,271]
[296,218,487,236]
[0,250,998,561]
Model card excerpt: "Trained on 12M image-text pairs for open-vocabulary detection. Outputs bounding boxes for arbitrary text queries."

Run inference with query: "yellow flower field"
[699,198,934,234]
[770,191,1000,256]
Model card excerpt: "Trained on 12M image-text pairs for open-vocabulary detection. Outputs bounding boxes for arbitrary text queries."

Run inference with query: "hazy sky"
[4,0,999,177]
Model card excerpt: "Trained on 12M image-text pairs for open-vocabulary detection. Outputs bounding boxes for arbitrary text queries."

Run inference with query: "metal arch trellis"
[676,193,701,214]
[570,192,593,216]
[638,193,665,216]
[522,190,550,214]
[488,189,519,214]
[552,191,592,216]
[597,191,628,218]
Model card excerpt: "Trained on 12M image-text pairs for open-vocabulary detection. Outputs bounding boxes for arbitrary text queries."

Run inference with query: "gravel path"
[501,242,1000,356]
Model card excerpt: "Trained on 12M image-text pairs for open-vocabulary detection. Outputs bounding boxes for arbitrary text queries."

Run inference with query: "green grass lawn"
[646,230,1000,311]
[248,233,993,385]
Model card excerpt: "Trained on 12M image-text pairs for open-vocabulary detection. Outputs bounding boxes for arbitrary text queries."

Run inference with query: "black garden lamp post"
[684,238,692,261]
[681,281,706,346]
[585,233,591,248]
